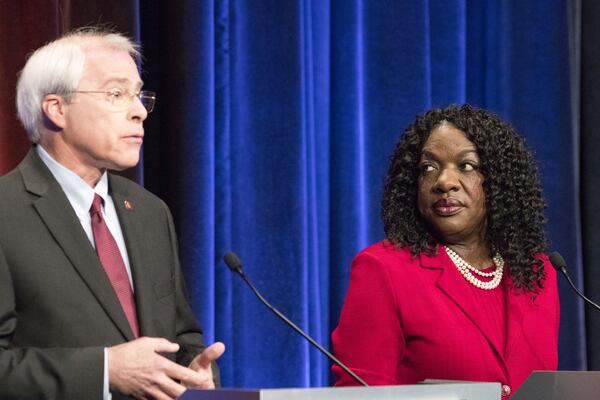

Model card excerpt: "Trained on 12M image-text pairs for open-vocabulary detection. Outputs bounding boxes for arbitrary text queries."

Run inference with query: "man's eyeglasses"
[71,89,156,113]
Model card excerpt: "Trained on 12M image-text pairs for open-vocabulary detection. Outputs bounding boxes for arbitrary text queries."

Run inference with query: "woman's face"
[417,123,487,245]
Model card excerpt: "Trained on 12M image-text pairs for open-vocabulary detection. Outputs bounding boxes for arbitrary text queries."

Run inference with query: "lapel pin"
[124,199,134,210]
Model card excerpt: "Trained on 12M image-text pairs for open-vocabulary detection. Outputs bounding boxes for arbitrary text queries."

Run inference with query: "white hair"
[16,28,141,143]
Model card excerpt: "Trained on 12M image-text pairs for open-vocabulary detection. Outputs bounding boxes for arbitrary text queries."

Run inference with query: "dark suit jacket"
[0,149,215,399]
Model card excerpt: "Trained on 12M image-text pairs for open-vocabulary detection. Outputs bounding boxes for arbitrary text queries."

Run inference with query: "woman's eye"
[461,162,477,171]
[421,164,435,173]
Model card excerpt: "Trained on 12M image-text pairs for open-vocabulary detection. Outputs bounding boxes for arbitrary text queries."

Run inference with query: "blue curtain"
[139,0,584,388]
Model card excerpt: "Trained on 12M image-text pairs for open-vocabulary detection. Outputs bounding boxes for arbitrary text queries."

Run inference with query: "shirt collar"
[36,145,109,217]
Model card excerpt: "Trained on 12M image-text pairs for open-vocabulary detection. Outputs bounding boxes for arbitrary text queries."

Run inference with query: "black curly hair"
[381,104,547,292]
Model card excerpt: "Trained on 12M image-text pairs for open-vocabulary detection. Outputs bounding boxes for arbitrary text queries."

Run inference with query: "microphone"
[223,251,369,387]
[549,252,600,312]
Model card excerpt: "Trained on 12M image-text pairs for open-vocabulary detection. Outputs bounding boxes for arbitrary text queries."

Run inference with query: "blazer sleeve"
[0,243,105,399]
[541,255,561,362]
[331,250,405,385]
[163,202,221,387]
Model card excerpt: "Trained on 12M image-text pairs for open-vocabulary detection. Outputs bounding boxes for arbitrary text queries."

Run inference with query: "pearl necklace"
[445,246,504,290]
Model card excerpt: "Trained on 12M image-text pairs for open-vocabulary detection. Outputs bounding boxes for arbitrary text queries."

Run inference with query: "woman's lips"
[433,199,463,216]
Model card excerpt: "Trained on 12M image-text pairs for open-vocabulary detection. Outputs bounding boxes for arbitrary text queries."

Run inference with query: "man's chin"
[107,155,141,172]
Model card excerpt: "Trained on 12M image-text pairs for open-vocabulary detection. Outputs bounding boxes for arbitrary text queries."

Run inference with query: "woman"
[331,105,559,398]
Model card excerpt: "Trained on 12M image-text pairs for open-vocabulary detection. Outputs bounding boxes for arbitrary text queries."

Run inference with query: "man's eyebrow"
[100,78,144,88]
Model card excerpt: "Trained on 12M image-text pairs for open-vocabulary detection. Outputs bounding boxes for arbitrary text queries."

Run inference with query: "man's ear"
[41,94,67,131]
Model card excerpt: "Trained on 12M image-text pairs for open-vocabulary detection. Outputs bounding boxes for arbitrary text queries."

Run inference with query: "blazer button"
[501,384,511,397]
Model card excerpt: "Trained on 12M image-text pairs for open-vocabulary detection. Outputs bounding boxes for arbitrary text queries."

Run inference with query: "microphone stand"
[550,251,600,311]
[224,252,369,387]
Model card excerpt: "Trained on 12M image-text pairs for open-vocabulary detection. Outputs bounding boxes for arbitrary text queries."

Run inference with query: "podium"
[180,381,501,399]
[181,371,600,399]
[511,371,600,400]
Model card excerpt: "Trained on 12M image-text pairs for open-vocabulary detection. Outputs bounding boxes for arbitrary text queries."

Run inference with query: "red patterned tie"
[90,194,139,337]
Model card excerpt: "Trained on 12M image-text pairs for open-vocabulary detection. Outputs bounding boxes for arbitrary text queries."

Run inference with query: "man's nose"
[129,95,148,122]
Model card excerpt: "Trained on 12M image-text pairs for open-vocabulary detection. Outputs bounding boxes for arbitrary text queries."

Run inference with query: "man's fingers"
[194,342,226,369]
[181,342,225,388]
[146,383,181,400]
[150,337,181,354]
[108,337,222,396]
[165,358,209,384]
[154,373,188,399]
[108,337,187,398]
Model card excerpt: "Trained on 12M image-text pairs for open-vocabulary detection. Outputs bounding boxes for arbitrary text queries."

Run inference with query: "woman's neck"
[445,242,493,270]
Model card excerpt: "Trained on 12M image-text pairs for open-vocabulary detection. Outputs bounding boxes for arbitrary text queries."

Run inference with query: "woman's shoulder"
[357,240,412,257]
[534,252,557,278]
[352,240,420,270]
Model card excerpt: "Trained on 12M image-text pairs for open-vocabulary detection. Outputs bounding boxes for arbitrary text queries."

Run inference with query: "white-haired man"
[0,28,224,399]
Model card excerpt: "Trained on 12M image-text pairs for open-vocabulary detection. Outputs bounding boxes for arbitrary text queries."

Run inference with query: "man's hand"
[107,337,224,400]
[185,342,226,389]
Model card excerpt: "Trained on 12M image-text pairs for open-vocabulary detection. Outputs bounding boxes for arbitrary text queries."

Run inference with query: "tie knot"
[90,193,104,216]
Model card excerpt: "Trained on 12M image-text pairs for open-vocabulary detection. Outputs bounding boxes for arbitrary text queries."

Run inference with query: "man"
[0,28,224,399]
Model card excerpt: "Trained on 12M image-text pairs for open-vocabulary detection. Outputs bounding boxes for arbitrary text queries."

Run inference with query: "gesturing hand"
[185,342,226,389]
[107,337,224,400]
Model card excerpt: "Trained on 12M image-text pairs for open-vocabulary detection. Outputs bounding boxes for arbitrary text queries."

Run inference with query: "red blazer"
[332,241,559,397]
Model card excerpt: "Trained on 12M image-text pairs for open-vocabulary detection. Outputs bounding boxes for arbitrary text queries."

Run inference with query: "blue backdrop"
[137,0,585,388]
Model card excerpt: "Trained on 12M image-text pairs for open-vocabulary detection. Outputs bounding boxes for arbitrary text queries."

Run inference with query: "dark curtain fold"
[581,0,600,371]
[0,0,595,390]
[140,0,218,349]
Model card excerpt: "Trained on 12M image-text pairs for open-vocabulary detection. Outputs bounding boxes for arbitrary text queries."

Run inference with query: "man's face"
[61,45,147,174]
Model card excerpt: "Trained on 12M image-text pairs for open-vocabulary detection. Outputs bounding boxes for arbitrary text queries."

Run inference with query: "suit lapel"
[421,250,509,375]
[109,175,156,337]
[21,149,135,340]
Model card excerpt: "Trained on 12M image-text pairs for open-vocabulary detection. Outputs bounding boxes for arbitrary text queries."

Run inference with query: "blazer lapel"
[421,250,509,375]
[21,149,135,340]
[109,175,156,337]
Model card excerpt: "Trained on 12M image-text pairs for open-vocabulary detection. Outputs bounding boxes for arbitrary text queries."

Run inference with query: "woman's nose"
[433,167,460,193]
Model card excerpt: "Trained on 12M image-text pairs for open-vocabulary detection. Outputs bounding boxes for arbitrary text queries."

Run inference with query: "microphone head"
[223,251,243,274]
[549,251,567,272]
